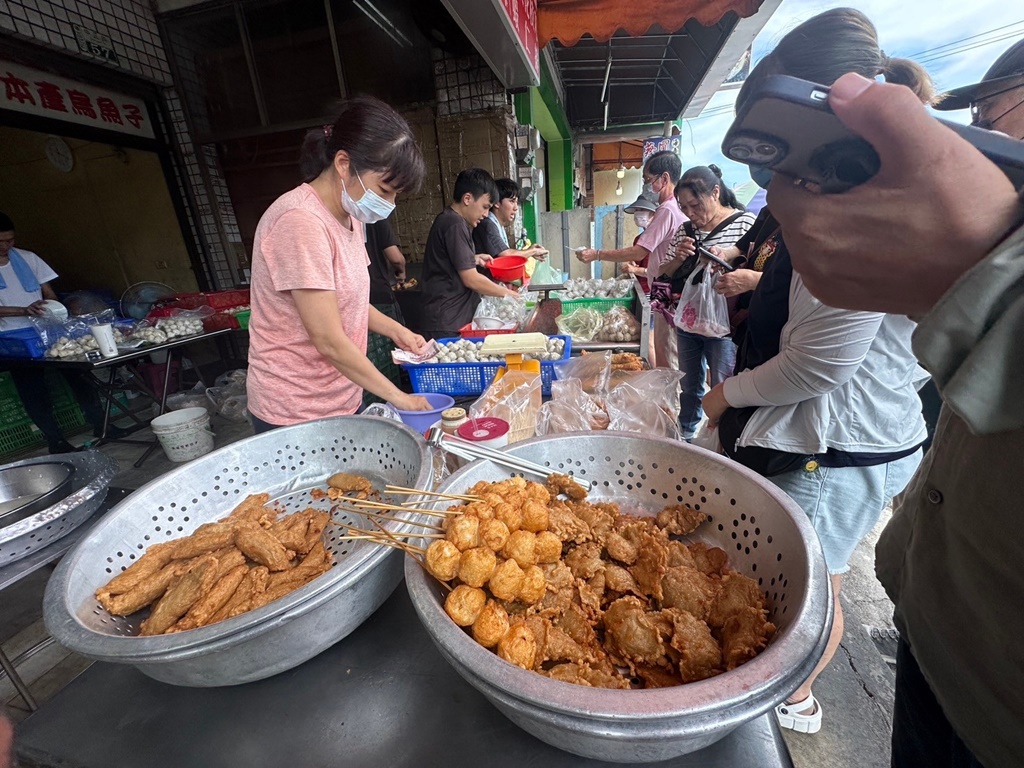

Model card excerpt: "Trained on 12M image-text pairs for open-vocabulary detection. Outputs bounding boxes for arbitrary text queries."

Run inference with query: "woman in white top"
[700,7,934,737]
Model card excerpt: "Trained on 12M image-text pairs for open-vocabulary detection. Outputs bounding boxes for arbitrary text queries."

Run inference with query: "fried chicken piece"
[603,596,666,665]
[535,561,574,615]
[472,600,511,648]
[171,522,240,560]
[546,663,592,686]
[98,541,177,597]
[605,531,639,565]
[300,540,329,569]
[300,511,331,555]
[497,621,537,670]
[97,561,181,616]
[663,607,723,683]
[458,547,498,588]
[546,501,591,544]
[604,563,641,596]
[635,663,685,689]
[721,606,776,671]
[489,558,525,601]
[327,472,373,496]
[573,504,615,543]
[661,565,721,622]
[245,581,305,612]
[444,585,487,627]
[269,510,312,552]
[546,474,587,501]
[425,539,461,582]
[628,532,669,601]
[666,540,696,568]
[140,556,218,636]
[564,541,604,580]
[707,573,766,629]
[553,602,597,648]
[268,563,329,591]
[226,493,273,524]
[688,542,730,577]
[655,504,707,536]
[543,623,596,665]
[234,522,295,571]
[210,566,270,623]
[171,564,249,631]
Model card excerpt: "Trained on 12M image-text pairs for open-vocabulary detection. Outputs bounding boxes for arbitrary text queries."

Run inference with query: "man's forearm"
[592,245,648,263]
[0,306,27,318]
[462,271,515,298]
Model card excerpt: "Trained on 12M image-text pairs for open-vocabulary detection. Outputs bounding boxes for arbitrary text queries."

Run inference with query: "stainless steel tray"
[0,451,118,566]
[44,415,433,687]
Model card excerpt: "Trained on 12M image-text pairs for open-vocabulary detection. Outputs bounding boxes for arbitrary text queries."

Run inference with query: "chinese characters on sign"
[0,61,153,138]
[643,136,683,163]
[497,0,539,80]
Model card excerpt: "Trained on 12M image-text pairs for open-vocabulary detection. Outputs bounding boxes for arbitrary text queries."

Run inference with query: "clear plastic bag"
[598,305,641,342]
[363,403,403,421]
[605,369,684,440]
[475,294,527,327]
[214,369,248,389]
[553,351,612,397]
[693,422,723,453]
[470,370,541,443]
[556,308,604,342]
[673,263,731,338]
[530,260,562,286]
[166,381,209,412]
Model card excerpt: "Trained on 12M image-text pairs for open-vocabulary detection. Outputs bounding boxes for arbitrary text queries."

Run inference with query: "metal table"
[2,330,230,467]
[16,587,793,768]
[0,487,130,710]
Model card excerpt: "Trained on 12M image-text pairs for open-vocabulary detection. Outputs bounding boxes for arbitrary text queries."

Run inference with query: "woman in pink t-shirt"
[247,97,432,430]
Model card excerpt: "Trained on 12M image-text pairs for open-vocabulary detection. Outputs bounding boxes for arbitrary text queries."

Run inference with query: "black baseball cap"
[935,37,1024,111]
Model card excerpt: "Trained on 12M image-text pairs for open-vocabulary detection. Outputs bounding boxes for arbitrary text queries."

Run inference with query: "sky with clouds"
[680,0,1024,187]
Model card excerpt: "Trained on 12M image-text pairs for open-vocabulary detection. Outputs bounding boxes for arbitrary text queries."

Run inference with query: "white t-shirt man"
[0,249,58,331]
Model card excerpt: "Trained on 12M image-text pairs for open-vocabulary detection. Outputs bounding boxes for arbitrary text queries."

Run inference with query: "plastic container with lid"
[441,407,468,435]
[455,417,510,449]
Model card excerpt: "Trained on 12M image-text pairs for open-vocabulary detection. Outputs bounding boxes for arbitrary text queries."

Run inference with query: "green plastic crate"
[555,295,634,313]
[55,402,86,431]
[0,422,43,457]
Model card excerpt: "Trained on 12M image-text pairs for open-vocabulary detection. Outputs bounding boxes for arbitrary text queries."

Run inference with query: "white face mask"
[633,213,652,229]
[342,174,395,224]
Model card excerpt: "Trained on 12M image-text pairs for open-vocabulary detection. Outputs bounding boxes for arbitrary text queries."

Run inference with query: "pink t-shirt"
[636,198,687,276]
[247,184,370,425]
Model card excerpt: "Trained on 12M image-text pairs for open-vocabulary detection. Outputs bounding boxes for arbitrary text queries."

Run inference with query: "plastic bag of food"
[470,370,541,443]
[214,369,248,389]
[536,400,593,435]
[554,350,612,397]
[530,260,563,286]
[673,263,730,338]
[218,393,250,423]
[693,422,722,453]
[606,369,684,440]
[598,305,641,342]
[553,378,609,429]
[475,294,527,327]
[363,402,403,422]
[556,307,604,342]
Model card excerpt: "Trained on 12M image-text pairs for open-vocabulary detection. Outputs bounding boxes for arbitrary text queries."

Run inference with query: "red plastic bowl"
[488,255,527,283]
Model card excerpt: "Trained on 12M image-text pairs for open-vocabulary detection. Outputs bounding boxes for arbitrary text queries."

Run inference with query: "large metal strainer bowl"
[44,416,432,687]
[405,432,832,763]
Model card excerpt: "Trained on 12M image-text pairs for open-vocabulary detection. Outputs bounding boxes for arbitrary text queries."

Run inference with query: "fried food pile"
[426,475,775,688]
[95,493,334,636]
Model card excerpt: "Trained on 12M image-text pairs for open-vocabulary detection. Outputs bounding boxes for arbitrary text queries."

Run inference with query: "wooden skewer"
[384,486,483,503]
[331,521,428,554]
[368,517,427,556]
[342,509,447,533]
[337,533,444,542]
[340,498,456,518]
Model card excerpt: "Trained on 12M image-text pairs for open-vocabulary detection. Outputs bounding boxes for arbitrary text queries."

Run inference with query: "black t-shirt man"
[422,208,485,339]
[366,217,400,306]
[472,214,509,259]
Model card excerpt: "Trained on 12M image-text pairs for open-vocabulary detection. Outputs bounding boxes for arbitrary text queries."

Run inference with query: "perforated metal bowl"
[44,416,432,687]
[406,432,832,763]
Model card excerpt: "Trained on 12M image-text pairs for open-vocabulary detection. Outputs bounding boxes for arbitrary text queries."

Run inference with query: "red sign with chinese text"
[0,61,154,139]
[497,0,540,80]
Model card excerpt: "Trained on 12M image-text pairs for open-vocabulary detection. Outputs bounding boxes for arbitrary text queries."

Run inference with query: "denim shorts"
[768,450,923,575]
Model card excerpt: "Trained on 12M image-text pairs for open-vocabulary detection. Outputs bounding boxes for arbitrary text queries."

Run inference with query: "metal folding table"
[2,330,230,467]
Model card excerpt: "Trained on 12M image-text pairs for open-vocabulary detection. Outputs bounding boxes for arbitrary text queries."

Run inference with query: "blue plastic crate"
[0,328,46,359]
[402,335,572,397]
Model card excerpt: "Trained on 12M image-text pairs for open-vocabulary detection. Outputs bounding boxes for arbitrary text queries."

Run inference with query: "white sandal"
[775,693,823,734]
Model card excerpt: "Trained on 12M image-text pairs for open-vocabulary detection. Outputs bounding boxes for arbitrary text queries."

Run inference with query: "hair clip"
[323,124,333,140]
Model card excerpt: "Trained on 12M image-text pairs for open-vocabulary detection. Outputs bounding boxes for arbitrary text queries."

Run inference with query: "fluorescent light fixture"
[353,0,411,48]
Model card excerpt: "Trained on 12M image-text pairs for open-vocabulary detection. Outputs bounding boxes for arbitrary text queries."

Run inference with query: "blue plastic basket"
[402,335,572,397]
[0,328,47,359]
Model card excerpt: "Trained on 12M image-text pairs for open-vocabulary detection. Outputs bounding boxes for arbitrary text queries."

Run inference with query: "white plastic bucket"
[150,407,214,463]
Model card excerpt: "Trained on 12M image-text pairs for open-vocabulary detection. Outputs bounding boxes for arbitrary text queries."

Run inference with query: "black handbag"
[718,406,810,477]
[669,212,747,294]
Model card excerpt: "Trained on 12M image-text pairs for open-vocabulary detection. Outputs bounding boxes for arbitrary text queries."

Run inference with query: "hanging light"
[616,165,625,179]
[615,180,623,196]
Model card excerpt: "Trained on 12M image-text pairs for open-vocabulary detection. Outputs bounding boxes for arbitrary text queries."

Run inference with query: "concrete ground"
[1,418,902,767]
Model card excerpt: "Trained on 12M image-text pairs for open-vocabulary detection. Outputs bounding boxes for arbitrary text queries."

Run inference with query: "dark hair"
[495,178,520,203]
[643,150,682,183]
[0,211,12,232]
[738,8,935,111]
[675,165,744,211]
[299,96,426,192]
[453,168,498,204]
